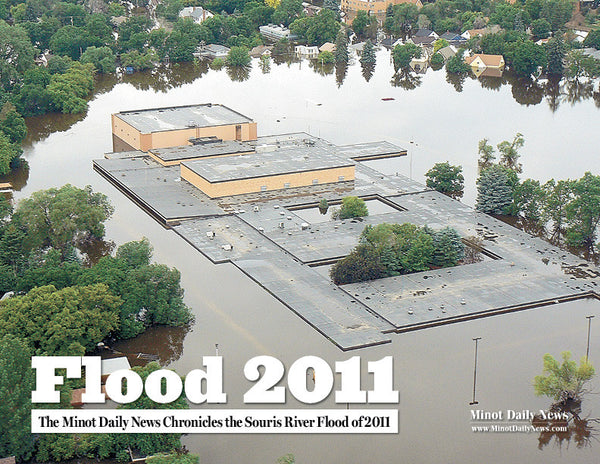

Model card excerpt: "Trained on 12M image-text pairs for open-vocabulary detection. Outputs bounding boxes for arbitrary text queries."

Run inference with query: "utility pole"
[470,337,482,405]
[586,316,595,361]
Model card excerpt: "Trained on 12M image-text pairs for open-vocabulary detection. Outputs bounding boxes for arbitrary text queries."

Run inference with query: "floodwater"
[6,51,600,463]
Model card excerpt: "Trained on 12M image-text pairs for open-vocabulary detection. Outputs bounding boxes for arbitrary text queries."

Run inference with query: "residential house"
[407,36,437,46]
[461,25,502,40]
[319,42,336,53]
[250,45,273,58]
[410,47,430,73]
[194,44,230,60]
[179,6,213,24]
[439,31,467,45]
[260,24,297,41]
[295,45,320,58]
[436,45,457,61]
[381,36,403,49]
[465,53,505,70]
[302,2,321,16]
[414,29,439,39]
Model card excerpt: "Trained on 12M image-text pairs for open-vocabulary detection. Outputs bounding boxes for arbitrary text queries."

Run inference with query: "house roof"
[414,29,434,37]
[179,6,211,20]
[465,53,504,67]
[250,45,272,57]
[437,45,457,60]
[0,457,15,464]
[409,36,436,45]
[319,42,336,53]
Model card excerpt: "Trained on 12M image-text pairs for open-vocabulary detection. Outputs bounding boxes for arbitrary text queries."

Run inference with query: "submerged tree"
[534,352,594,405]
[477,138,496,171]
[425,162,464,200]
[497,132,524,173]
[334,27,348,64]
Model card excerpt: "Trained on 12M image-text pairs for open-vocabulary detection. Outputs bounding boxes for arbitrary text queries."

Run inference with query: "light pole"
[470,337,482,405]
[586,315,595,361]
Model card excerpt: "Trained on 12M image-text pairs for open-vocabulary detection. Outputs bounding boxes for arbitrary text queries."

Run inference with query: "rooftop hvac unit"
[221,244,232,251]
[278,222,285,229]
[206,231,215,239]
[301,223,309,230]
[253,206,260,212]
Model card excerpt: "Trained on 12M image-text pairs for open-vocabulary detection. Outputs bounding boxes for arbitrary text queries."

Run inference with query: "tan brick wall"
[112,115,142,150]
[181,165,356,198]
[111,114,258,151]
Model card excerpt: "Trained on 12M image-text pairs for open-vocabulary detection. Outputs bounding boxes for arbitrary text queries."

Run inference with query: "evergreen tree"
[476,165,515,214]
[360,39,376,66]
[428,227,465,267]
[334,27,348,64]
[546,38,566,76]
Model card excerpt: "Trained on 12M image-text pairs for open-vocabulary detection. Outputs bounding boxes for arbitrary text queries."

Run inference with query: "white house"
[179,6,213,24]
[295,45,319,58]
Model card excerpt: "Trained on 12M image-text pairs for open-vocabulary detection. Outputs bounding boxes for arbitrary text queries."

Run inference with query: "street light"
[470,337,482,405]
[586,315,595,361]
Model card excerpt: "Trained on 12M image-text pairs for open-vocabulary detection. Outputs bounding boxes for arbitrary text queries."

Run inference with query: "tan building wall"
[112,115,143,150]
[148,150,255,167]
[181,165,356,198]
[111,115,258,151]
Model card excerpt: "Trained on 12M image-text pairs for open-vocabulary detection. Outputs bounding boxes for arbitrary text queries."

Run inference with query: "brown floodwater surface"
[9,53,600,463]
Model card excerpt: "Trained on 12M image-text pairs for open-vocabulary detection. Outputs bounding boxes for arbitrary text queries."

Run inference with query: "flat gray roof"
[115,104,254,134]
[335,141,407,159]
[150,140,254,162]
[182,147,354,183]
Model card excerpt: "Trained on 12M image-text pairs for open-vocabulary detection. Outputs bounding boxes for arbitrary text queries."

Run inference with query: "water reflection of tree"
[543,76,562,112]
[110,325,192,367]
[391,69,422,90]
[533,401,599,451]
[361,63,375,82]
[479,75,506,91]
[562,78,595,106]
[335,63,348,87]
[24,112,86,144]
[0,163,29,191]
[226,65,251,82]
[309,60,334,76]
[510,77,544,106]
[79,237,116,266]
[445,71,468,92]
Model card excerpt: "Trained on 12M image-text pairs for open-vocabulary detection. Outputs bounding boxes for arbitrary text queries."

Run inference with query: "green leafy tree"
[497,132,524,173]
[226,46,251,67]
[0,132,21,176]
[108,2,126,16]
[13,184,114,254]
[542,178,573,241]
[430,52,444,69]
[425,162,464,199]
[534,352,594,403]
[513,178,544,221]
[446,50,470,73]
[512,41,547,77]
[0,21,35,91]
[352,10,377,39]
[334,196,368,219]
[272,0,302,26]
[334,27,348,64]
[392,43,421,71]
[564,172,600,247]
[15,67,53,116]
[329,243,386,285]
[49,25,90,60]
[433,38,449,54]
[317,50,334,64]
[0,284,121,355]
[531,18,550,40]
[583,28,600,50]
[0,104,27,143]
[81,46,116,73]
[147,453,200,464]
[478,139,496,170]
[385,3,418,35]
[290,9,340,45]
[476,165,515,215]
[46,62,95,113]
[0,335,35,460]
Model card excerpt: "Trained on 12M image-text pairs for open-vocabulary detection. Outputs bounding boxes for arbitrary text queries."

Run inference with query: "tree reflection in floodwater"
[309,59,334,76]
[533,400,599,451]
[226,65,251,82]
[79,237,116,267]
[391,69,422,90]
[511,76,544,106]
[109,324,192,367]
[445,71,468,92]
[335,63,348,87]
[361,63,375,82]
